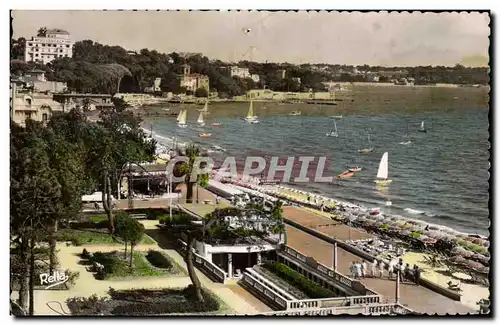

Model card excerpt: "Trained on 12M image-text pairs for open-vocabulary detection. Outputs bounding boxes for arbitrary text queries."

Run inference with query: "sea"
[143,98,490,237]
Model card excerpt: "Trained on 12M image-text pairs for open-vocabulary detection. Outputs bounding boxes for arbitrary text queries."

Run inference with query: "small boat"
[330,115,344,120]
[326,119,339,137]
[244,101,259,123]
[337,170,355,179]
[177,109,188,128]
[162,108,170,111]
[197,111,205,127]
[289,111,302,116]
[358,133,373,153]
[374,152,392,185]
[210,122,222,126]
[369,207,381,216]
[418,121,427,133]
[348,166,362,172]
[199,133,212,138]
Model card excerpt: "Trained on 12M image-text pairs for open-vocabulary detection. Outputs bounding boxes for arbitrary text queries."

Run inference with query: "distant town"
[11,27,490,126]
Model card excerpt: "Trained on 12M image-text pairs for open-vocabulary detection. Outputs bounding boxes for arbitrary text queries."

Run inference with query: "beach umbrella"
[451,272,472,281]
[483,241,490,248]
[464,260,484,270]
[449,255,467,265]
[451,246,474,258]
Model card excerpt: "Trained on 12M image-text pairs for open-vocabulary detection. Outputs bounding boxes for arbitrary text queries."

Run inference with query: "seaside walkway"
[283,207,475,315]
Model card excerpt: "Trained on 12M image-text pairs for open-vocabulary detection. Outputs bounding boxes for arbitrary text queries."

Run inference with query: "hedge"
[145,250,173,269]
[90,252,129,278]
[263,262,335,299]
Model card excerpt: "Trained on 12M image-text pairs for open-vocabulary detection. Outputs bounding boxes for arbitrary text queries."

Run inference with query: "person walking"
[405,263,412,282]
[388,262,394,279]
[378,260,385,278]
[398,259,405,282]
[413,265,421,286]
[355,261,362,279]
[361,260,367,278]
[350,261,356,278]
[371,259,378,277]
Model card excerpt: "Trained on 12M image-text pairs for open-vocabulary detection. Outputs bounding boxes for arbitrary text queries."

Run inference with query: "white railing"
[178,239,227,283]
[286,294,381,310]
[241,272,288,308]
[260,303,413,316]
[245,268,298,300]
[282,246,353,288]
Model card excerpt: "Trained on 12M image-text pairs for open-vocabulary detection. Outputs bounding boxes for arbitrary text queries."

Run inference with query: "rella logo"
[39,271,69,289]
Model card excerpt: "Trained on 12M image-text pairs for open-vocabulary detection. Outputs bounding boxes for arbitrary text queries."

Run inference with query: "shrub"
[263,262,334,299]
[411,232,421,239]
[66,270,80,285]
[380,223,389,230]
[91,252,129,278]
[82,248,90,259]
[159,216,170,225]
[71,237,82,246]
[145,250,173,269]
[146,210,166,220]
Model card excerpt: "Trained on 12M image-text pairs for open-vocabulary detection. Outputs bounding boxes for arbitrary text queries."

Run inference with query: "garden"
[80,248,183,279]
[260,262,337,299]
[56,214,156,246]
[66,286,222,315]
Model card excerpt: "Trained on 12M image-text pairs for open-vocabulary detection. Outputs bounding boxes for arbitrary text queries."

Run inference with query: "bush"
[380,223,389,230]
[263,262,334,299]
[411,232,421,239]
[146,250,173,269]
[81,248,90,259]
[146,210,167,220]
[91,252,129,278]
[71,237,82,246]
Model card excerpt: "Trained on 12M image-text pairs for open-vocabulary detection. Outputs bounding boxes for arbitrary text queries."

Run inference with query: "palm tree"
[175,143,205,203]
[196,172,209,204]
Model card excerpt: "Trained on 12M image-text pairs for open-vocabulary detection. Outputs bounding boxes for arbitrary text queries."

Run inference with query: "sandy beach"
[402,252,488,311]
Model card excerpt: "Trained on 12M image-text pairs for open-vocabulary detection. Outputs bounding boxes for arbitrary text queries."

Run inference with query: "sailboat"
[197,111,205,127]
[418,121,427,133]
[326,120,339,137]
[374,152,392,185]
[244,101,259,123]
[198,100,210,114]
[399,124,412,145]
[358,133,374,153]
[177,109,187,128]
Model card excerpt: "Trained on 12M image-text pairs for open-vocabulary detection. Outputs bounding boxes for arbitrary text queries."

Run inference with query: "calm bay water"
[144,95,490,236]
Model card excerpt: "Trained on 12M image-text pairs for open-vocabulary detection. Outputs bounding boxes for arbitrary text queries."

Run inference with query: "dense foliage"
[66,286,220,315]
[263,262,335,299]
[11,37,489,96]
[10,100,155,314]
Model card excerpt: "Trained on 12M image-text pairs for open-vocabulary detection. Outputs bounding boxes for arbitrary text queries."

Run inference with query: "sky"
[12,10,490,67]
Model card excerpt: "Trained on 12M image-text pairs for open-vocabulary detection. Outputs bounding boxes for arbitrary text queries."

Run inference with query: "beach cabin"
[206,180,245,202]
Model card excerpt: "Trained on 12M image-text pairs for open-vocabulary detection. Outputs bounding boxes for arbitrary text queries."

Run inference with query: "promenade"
[283,207,475,315]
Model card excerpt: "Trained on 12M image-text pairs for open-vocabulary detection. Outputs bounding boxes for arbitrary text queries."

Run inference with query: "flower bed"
[254,265,308,300]
[263,262,336,299]
[66,286,220,315]
[86,250,174,279]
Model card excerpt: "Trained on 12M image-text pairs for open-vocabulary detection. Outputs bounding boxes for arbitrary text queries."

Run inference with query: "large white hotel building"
[24,28,74,64]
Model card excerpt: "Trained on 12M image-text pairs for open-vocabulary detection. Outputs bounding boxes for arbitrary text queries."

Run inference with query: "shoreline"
[144,126,489,242]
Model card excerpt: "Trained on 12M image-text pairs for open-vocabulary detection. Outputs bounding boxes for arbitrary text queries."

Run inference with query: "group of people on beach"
[349,258,421,285]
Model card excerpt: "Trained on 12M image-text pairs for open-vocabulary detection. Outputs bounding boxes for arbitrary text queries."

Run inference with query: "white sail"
[197,111,204,124]
[246,101,255,118]
[178,109,187,125]
[421,121,425,129]
[376,152,389,179]
[176,110,182,122]
[334,120,338,133]
[202,100,209,113]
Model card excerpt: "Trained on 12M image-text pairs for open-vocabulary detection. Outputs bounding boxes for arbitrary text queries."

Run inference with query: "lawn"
[57,228,156,246]
[87,250,182,279]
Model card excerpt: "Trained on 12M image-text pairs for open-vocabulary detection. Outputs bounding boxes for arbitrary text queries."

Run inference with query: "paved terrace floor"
[283,207,475,315]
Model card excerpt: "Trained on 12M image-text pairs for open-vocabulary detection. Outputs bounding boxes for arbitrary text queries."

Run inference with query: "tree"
[194,87,208,98]
[175,143,205,204]
[196,173,209,204]
[10,120,62,314]
[115,212,144,267]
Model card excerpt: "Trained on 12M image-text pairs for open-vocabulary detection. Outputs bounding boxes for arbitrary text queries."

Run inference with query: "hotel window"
[42,113,48,122]
[66,44,70,48]
[28,43,32,46]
